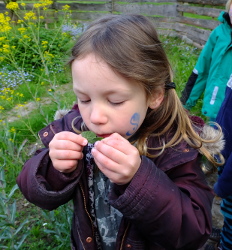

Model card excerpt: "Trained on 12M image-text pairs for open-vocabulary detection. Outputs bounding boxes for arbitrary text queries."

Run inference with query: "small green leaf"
[81,131,103,144]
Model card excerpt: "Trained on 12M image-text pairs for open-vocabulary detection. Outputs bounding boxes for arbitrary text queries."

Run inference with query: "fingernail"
[94,141,99,147]
[91,148,96,155]
[82,139,88,145]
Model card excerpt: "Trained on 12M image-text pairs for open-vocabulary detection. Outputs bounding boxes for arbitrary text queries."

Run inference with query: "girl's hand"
[49,131,88,173]
[91,133,141,185]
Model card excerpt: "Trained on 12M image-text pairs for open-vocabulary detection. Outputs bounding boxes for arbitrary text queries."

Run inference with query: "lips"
[97,134,112,138]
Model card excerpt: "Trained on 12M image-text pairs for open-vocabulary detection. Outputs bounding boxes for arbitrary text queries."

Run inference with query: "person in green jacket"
[181,0,232,121]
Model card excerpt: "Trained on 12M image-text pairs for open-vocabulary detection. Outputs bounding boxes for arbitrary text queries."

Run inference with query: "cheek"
[79,107,89,125]
[125,113,141,137]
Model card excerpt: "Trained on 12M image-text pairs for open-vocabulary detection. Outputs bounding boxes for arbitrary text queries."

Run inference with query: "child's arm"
[16,131,87,210]
[93,133,213,249]
[113,155,212,249]
[181,28,217,109]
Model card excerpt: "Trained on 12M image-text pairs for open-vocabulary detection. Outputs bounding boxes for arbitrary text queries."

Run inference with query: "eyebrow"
[74,87,132,96]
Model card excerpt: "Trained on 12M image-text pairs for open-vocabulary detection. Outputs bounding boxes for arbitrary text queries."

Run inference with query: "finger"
[102,133,133,155]
[92,147,120,173]
[49,149,83,160]
[93,153,135,185]
[50,140,84,152]
[52,160,78,173]
[94,141,126,165]
[54,131,88,146]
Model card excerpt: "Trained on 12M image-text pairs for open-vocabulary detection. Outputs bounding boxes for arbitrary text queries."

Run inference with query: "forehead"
[72,53,145,94]
[72,53,113,74]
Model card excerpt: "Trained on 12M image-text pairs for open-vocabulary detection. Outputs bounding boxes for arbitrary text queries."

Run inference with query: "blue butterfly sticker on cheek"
[126,113,140,136]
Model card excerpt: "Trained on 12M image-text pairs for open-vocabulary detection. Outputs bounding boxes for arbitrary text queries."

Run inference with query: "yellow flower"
[3,44,10,53]
[0,106,4,110]
[0,13,12,33]
[36,98,41,101]
[0,36,6,41]
[6,2,19,11]
[24,11,36,20]
[18,27,27,33]
[15,104,25,109]
[62,5,70,11]
[9,127,16,133]
[44,51,54,57]
[21,3,26,7]
[34,3,42,8]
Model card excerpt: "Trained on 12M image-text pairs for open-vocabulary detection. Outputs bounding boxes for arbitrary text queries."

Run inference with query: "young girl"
[17,14,224,250]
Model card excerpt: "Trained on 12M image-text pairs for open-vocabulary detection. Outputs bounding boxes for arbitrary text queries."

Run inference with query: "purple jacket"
[17,106,214,250]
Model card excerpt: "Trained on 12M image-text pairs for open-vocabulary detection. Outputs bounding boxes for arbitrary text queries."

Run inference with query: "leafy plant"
[0,164,29,249]
[81,131,103,143]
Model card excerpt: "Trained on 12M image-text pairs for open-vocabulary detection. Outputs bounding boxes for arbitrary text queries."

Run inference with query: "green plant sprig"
[81,131,103,144]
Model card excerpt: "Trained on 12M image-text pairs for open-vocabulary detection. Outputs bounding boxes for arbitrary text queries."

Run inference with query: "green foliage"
[0,165,29,249]
[2,25,73,72]
[81,131,103,143]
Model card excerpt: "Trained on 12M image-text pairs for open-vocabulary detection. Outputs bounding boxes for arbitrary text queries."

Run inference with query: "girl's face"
[72,53,163,139]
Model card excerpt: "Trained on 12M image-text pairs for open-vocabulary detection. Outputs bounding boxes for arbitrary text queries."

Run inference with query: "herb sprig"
[81,131,103,144]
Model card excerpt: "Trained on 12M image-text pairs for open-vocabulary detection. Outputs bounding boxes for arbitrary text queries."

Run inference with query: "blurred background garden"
[0,0,207,249]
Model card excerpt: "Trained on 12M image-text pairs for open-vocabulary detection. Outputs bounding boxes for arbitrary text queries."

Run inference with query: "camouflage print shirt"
[85,143,123,250]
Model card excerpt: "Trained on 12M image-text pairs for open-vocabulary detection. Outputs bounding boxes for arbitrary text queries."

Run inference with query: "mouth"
[96,134,112,138]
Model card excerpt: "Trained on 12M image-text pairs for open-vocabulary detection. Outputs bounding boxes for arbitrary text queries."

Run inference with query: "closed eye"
[79,99,91,104]
[109,100,125,106]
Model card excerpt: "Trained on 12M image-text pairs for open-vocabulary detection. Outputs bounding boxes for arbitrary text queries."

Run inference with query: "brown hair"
[70,14,223,166]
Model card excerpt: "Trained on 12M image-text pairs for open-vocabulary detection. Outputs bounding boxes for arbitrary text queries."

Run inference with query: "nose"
[90,105,107,124]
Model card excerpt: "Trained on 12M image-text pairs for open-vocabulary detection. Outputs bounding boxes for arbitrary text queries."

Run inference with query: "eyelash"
[79,100,90,104]
[110,101,124,106]
[78,99,124,106]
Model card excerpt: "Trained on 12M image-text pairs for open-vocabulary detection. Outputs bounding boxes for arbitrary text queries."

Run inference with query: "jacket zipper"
[79,183,96,239]
[120,222,130,250]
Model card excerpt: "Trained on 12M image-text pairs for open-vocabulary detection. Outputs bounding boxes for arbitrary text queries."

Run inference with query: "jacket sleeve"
[16,107,84,210]
[109,153,213,249]
[16,148,85,210]
[214,84,232,198]
[181,29,217,110]
[180,71,198,105]
[214,152,232,198]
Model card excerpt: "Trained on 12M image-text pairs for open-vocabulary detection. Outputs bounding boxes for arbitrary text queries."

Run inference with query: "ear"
[148,89,164,109]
